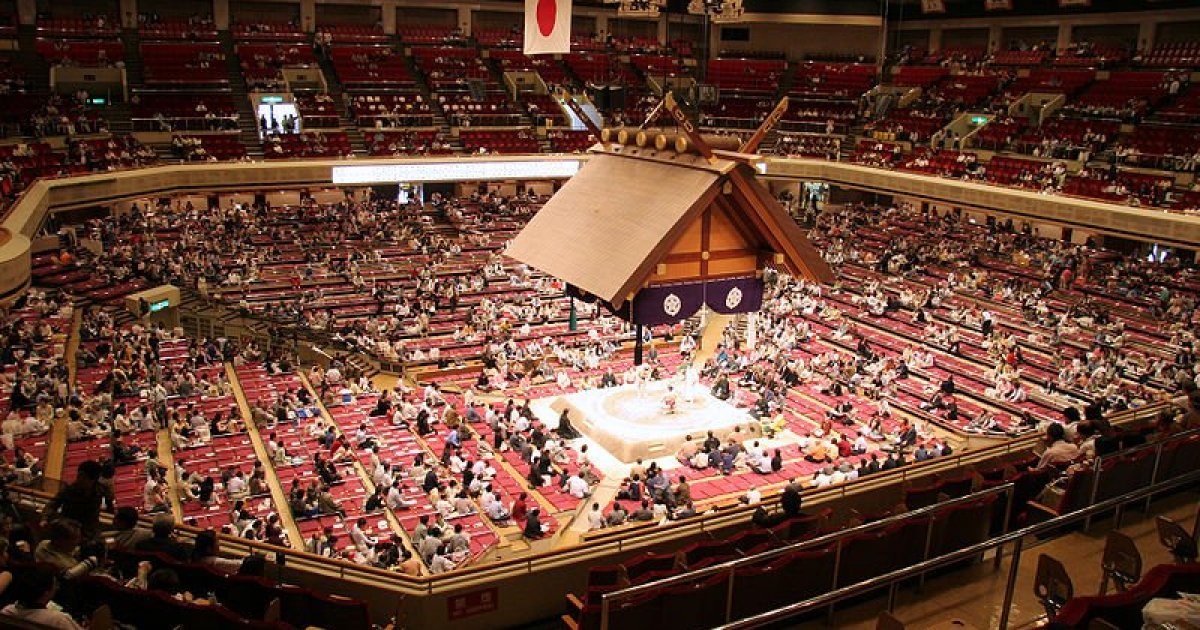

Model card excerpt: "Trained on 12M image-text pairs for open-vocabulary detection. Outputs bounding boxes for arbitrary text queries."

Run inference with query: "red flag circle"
[537,0,557,37]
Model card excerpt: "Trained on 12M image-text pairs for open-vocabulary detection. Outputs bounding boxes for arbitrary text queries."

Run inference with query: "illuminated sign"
[970,115,991,126]
[331,160,582,184]
[261,95,284,104]
[149,299,170,312]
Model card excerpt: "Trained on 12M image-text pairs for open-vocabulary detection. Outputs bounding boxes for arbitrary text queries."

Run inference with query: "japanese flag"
[524,0,571,55]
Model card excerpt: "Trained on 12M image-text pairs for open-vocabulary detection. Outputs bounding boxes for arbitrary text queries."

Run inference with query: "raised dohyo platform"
[549,381,752,463]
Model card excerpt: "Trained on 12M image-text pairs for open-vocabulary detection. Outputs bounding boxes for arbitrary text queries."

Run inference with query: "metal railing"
[600,483,1015,630]
[597,441,1200,630]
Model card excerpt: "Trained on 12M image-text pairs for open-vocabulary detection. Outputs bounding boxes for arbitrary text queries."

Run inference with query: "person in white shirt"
[349,518,376,552]
[387,481,410,511]
[752,451,773,474]
[566,473,590,499]
[1,567,84,630]
[811,467,834,488]
[0,414,22,436]
[742,486,762,504]
[586,503,605,530]
[226,472,247,500]
[429,546,455,574]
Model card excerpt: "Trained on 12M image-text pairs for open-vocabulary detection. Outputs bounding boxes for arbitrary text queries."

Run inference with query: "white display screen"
[331,160,582,184]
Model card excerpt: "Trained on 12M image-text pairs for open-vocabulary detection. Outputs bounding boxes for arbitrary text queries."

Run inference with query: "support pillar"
[15,0,33,26]
[1056,23,1072,55]
[301,0,316,33]
[119,0,137,29]
[458,6,472,37]
[212,0,229,31]
[382,0,396,35]
[988,25,1002,53]
[929,27,942,53]
[1138,20,1156,52]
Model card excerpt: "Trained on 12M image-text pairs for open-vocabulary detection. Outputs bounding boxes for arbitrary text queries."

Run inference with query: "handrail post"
[918,513,935,590]
[725,565,736,624]
[995,484,1015,569]
[600,592,611,630]
[997,535,1024,630]
[827,538,843,626]
[1084,458,1102,532]
[1144,441,1164,514]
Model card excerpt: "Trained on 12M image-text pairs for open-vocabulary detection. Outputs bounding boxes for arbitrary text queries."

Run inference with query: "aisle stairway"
[215,33,263,159]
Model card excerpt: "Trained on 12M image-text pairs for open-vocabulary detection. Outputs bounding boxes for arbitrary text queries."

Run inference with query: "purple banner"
[704,276,764,315]
[632,282,706,326]
[628,276,763,325]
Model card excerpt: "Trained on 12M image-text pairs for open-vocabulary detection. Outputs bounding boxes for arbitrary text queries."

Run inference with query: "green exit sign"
[149,299,170,313]
[970,115,990,126]
[261,95,284,103]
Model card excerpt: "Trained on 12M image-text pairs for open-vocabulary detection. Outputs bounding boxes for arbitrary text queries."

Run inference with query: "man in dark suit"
[780,479,803,517]
[134,514,193,562]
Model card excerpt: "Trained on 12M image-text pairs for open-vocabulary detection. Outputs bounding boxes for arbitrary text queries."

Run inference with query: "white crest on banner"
[725,287,743,310]
[663,294,682,317]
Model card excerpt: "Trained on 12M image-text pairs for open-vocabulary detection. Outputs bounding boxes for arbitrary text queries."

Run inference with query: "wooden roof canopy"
[505,93,833,311]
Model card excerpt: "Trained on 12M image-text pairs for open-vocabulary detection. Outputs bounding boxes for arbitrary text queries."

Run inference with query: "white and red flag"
[524,0,572,55]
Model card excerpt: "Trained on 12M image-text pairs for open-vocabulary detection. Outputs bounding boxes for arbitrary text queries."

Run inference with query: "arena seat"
[232,21,308,42]
[730,546,837,621]
[1138,41,1200,68]
[1051,563,1200,629]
